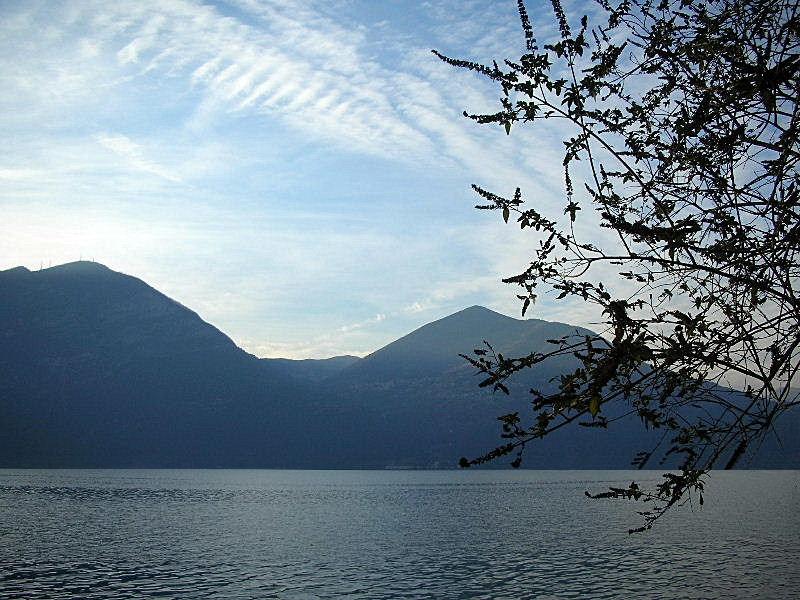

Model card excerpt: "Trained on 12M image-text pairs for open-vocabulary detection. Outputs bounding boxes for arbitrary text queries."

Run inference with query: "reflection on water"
[0,470,798,599]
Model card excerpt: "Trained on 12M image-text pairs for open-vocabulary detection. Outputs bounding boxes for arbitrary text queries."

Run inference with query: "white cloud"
[94,133,182,182]
[0,0,568,193]
[339,313,387,334]
[0,168,42,180]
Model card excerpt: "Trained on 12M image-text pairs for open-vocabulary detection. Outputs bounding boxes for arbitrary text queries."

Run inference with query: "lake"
[1,469,797,598]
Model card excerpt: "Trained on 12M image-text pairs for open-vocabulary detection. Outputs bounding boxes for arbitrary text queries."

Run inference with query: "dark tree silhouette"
[435,0,799,531]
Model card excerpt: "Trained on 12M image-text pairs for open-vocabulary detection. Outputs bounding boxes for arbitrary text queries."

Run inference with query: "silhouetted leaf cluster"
[438,0,799,531]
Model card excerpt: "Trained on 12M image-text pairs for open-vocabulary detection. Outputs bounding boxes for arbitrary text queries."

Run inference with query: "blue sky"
[0,0,599,358]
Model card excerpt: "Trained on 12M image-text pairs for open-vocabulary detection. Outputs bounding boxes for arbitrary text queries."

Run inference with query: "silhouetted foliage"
[435,0,799,531]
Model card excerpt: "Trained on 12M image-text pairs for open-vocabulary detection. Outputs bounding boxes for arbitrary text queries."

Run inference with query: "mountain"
[330,305,594,402]
[0,262,796,469]
[0,262,303,467]
[265,355,361,382]
[333,305,584,381]
[317,306,612,467]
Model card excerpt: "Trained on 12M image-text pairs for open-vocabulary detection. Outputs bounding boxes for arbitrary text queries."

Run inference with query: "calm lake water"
[0,469,797,599]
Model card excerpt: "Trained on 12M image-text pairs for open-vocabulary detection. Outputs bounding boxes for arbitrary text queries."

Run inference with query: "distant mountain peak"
[461,304,499,314]
[333,304,573,382]
[432,305,527,330]
[0,266,31,277]
[452,305,518,320]
[44,261,112,274]
[2,262,114,279]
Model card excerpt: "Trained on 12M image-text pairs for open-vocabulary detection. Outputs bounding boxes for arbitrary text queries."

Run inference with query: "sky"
[0,0,601,359]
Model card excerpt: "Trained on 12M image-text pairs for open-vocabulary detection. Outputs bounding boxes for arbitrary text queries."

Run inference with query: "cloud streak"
[95,133,182,182]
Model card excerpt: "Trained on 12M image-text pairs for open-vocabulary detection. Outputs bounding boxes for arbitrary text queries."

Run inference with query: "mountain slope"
[334,305,590,383]
[317,305,665,468]
[0,262,796,469]
[0,262,301,466]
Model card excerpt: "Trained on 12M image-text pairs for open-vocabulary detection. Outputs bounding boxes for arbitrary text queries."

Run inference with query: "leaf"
[503,206,510,223]
[564,201,581,222]
[504,121,511,135]
[589,394,601,417]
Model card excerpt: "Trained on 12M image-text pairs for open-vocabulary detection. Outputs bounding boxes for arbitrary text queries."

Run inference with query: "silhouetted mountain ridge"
[1,262,796,469]
[0,261,241,361]
[335,305,589,382]
[0,262,301,467]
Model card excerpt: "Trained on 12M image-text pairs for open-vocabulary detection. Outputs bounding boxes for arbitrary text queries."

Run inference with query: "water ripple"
[0,470,797,599]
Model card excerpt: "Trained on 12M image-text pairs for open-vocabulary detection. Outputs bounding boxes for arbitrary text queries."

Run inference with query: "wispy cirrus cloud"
[95,133,182,182]
[0,0,558,188]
